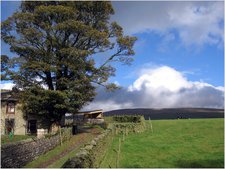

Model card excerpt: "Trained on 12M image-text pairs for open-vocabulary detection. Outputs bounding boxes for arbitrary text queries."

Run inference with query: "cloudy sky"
[1,1,224,110]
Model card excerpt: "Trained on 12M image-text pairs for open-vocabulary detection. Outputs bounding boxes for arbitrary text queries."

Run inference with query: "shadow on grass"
[175,158,224,168]
[78,126,94,133]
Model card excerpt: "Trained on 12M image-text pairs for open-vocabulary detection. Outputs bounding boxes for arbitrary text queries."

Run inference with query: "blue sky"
[1,1,224,110]
[110,1,224,87]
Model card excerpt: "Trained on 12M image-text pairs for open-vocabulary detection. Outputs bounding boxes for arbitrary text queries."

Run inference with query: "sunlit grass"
[1,135,35,145]
[101,118,224,168]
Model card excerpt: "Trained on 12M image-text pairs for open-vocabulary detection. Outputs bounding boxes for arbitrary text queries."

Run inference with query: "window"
[5,119,15,134]
[7,103,15,114]
[27,120,37,134]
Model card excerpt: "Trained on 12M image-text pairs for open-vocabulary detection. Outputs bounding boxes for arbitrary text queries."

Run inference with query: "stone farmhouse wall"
[1,102,26,135]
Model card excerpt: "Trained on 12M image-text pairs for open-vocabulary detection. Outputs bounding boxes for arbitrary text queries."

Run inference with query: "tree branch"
[44,71,54,90]
[71,33,81,47]
[98,50,122,69]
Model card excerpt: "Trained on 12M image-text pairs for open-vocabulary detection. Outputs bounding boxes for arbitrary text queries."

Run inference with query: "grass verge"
[1,135,35,145]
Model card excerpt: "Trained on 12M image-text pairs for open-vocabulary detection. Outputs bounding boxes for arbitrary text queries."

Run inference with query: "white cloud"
[0,82,15,90]
[114,81,120,86]
[0,79,48,90]
[128,66,191,92]
[83,65,224,111]
[215,86,225,92]
[112,1,224,47]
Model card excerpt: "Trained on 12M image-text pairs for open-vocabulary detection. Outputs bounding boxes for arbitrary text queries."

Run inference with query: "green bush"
[113,115,144,123]
[112,115,146,134]
[44,127,72,142]
[61,127,72,141]
[114,122,146,134]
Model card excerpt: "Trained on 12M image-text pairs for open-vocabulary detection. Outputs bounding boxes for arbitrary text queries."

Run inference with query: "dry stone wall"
[1,127,72,168]
[62,128,113,168]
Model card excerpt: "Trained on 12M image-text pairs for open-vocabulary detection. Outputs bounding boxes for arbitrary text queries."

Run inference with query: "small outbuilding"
[82,109,103,119]
[78,109,104,124]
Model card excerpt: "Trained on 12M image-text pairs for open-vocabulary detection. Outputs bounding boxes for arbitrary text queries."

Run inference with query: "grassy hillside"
[104,108,224,120]
[101,118,224,168]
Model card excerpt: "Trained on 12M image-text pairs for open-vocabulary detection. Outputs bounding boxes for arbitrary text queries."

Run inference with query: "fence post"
[59,126,63,146]
[149,117,153,133]
[116,138,121,168]
[122,129,125,142]
[125,127,127,136]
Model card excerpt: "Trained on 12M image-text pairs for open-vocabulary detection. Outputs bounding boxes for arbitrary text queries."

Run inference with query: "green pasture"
[101,118,224,168]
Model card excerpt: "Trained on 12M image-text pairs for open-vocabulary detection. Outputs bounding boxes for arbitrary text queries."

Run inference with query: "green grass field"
[101,118,224,168]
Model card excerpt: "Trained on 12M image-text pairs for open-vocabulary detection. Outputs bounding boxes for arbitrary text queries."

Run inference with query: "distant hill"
[104,108,224,120]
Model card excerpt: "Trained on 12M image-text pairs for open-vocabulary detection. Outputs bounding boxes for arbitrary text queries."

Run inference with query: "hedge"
[113,115,143,123]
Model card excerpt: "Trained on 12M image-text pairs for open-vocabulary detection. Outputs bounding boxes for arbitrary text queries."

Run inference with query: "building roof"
[76,109,103,115]
[1,90,18,102]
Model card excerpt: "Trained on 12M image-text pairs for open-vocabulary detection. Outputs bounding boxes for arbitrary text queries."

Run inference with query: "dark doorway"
[27,120,37,134]
[5,119,15,134]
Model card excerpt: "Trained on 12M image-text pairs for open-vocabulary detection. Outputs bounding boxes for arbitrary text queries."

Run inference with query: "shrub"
[113,115,143,123]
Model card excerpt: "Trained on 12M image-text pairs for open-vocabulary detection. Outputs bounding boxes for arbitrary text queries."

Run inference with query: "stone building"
[65,109,105,125]
[78,109,104,124]
[1,90,52,135]
[1,91,26,135]
[83,109,104,123]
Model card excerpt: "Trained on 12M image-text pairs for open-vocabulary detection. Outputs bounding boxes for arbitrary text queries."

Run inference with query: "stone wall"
[62,128,113,168]
[1,127,72,168]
